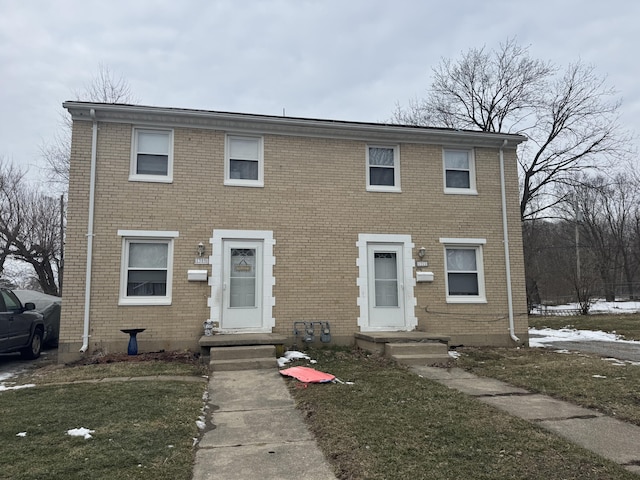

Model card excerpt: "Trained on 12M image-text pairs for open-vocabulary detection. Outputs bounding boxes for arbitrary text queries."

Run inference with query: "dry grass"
[0,355,206,480]
[287,348,637,480]
[457,346,640,425]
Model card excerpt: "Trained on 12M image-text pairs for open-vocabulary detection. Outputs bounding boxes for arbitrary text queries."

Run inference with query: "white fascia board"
[63,101,527,149]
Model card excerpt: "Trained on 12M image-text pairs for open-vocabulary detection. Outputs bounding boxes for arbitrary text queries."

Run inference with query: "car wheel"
[21,329,43,360]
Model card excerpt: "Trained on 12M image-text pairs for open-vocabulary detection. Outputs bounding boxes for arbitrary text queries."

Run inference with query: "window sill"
[129,175,173,184]
[224,180,264,188]
[118,297,172,306]
[445,296,487,304]
[444,188,478,195]
[366,186,402,193]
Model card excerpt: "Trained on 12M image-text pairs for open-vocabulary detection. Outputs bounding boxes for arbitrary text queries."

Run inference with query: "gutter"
[80,108,98,352]
[499,139,520,343]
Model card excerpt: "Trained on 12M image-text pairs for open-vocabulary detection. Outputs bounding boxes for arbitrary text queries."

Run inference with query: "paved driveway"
[0,348,57,384]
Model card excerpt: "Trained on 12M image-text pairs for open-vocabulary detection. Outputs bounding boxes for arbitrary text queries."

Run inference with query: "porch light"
[418,247,426,258]
[197,242,205,257]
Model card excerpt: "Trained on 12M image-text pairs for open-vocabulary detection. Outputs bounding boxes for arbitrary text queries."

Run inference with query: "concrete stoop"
[210,345,277,371]
[385,342,451,366]
[354,332,451,367]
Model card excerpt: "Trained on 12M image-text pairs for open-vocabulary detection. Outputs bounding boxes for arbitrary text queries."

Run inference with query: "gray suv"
[0,288,45,359]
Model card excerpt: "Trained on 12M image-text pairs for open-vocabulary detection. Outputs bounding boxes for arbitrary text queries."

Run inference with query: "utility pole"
[574,195,581,284]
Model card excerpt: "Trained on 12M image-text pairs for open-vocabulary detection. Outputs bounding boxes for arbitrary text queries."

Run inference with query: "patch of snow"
[196,420,206,430]
[448,350,461,359]
[67,427,94,439]
[277,350,314,367]
[0,372,17,383]
[532,300,640,315]
[528,327,640,347]
[592,374,607,378]
[16,432,27,437]
[0,383,36,392]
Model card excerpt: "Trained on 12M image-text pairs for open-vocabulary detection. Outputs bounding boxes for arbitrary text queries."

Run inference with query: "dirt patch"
[68,350,201,366]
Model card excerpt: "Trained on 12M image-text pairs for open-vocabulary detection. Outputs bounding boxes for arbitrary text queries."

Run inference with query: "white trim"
[366,144,401,193]
[129,127,174,183]
[118,233,177,306]
[439,237,486,245]
[118,230,179,238]
[65,102,528,149]
[443,147,477,195]
[224,134,264,188]
[209,229,275,333]
[356,233,417,332]
[440,239,487,304]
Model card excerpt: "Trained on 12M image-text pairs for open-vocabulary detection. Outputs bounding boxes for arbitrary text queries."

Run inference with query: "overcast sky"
[1,0,639,187]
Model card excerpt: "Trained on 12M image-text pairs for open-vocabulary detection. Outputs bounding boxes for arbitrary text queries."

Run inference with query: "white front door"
[367,243,406,328]
[221,240,263,329]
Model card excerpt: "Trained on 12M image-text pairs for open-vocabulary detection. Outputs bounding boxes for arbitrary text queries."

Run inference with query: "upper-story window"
[130,128,173,183]
[225,135,264,187]
[443,148,476,194]
[366,145,400,192]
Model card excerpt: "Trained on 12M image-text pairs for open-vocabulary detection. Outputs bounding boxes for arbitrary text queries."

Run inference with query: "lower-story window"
[440,238,486,303]
[118,230,179,305]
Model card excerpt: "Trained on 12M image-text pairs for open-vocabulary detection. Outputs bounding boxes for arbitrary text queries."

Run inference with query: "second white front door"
[367,243,406,328]
[221,240,263,329]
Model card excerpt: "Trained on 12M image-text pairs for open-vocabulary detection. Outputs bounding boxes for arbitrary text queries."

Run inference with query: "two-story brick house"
[57,101,528,363]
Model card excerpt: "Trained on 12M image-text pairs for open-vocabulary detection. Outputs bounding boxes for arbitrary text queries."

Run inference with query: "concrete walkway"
[412,366,640,475]
[192,369,336,480]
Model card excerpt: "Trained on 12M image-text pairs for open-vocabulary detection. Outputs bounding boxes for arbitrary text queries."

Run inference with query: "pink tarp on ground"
[279,366,335,383]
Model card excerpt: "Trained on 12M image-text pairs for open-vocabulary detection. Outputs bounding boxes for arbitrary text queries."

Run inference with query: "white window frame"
[117,230,179,306]
[439,238,486,303]
[224,134,264,187]
[366,145,401,192]
[443,148,477,195]
[129,128,174,183]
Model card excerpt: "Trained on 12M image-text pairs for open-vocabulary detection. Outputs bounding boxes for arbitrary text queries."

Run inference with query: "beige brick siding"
[59,119,528,361]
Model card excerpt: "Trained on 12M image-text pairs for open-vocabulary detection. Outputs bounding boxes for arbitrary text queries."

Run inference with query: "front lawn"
[287,348,637,480]
[0,360,206,480]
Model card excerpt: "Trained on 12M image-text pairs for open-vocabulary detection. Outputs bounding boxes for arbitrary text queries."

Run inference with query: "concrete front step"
[211,345,276,361]
[390,354,452,366]
[210,345,277,371]
[211,357,278,371]
[385,342,448,357]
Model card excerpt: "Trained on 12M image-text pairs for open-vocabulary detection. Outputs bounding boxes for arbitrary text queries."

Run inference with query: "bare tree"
[41,63,138,186]
[0,158,62,295]
[393,38,631,220]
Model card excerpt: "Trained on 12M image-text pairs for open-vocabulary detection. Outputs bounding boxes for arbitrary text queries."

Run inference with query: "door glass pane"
[230,248,256,307]
[374,252,398,307]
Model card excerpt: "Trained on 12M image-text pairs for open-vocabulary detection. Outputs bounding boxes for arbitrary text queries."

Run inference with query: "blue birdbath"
[120,328,146,355]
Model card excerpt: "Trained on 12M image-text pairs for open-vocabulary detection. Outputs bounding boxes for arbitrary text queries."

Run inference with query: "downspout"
[80,109,98,352]
[499,139,520,343]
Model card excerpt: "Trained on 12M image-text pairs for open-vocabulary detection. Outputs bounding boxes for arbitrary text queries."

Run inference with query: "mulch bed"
[70,350,201,366]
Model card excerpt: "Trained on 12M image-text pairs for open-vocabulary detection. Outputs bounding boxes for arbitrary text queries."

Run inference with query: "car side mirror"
[24,302,36,311]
